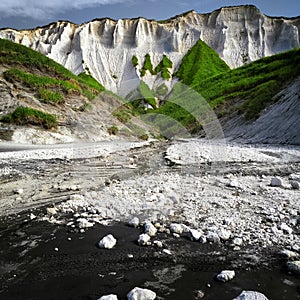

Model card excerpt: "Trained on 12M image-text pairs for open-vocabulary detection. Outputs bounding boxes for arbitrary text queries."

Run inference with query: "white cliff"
[0,5,299,94]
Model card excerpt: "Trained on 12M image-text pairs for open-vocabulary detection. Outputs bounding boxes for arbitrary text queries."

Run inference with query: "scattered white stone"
[162,249,172,255]
[77,218,94,229]
[190,229,202,241]
[170,223,183,234]
[128,254,134,258]
[290,180,300,189]
[287,261,300,275]
[226,179,238,188]
[29,213,37,220]
[280,223,293,234]
[233,237,243,246]
[217,229,231,241]
[98,295,118,300]
[216,270,235,282]
[144,222,157,237]
[128,217,140,228]
[206,232,220,243]
[270,177,282,187]
[98,234,117,249]
[153,241,163,248]
[138,234,151,246]
[232,290,269,300]
[47,207,57,215]
[127,287,156,300]
[54,248,59,252]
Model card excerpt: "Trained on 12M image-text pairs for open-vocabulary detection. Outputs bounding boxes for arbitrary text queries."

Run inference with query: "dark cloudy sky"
[0,0,299,29]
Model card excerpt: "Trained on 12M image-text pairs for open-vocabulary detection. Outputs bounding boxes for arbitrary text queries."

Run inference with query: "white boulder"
[217,229,231,241]
[190,229,202,241]
[127,287,156,300]
[77,218,94,229]
[98,295,118,300]
[206,232,220,243]
[98,234,117,249]
[216,270,235,282]
[232,290,269,300]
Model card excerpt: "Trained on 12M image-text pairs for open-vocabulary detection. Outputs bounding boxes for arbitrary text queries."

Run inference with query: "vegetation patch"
[132,55,139,67]
[155,55,173,80]
[140,54,157,77]
[38,88,64,104]
[1,106,58,129]
[107,126,119,135]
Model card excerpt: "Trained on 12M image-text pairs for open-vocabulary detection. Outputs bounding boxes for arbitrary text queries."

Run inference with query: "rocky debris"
[128,217,140,228]
[46,207,57,215]
[232,291,269,300]
[270,177,282,187]
[286,261,300,275]
[290,180,300,189]
[77,218,94,229]
[153,240,163,248]
[127,287,156,300]
[138,234,151,246]
[169,223,183,235]
[144,222,157,237]
[216,270,235,282]
[279,249,299,259]
[98,295,118,300]
[98,234,117,249]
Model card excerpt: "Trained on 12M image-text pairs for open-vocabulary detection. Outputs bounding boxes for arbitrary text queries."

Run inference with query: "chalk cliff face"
[0,5,299,94]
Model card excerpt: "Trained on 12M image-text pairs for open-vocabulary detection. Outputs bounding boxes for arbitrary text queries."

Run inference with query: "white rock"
[138,234,151,246]
[270,177,282,187]
[98,234,117,249]
[226,179,239,188]
[280,223,293,234]
[232,237,243,246]
[127,287,156,300]
[206,232,220,243]
[69,194,85,201]
[162,249,172,255]
[232,290,269,300]
[47,207,57,215]
[279,249,299,259]
[153,241,163,248]
[290,180,300,189]
[128,217,140,228]
[170,223,183,234]
[286,261,300,275]
[217,229,231,241]
[216,270,235,282]
[77,218,94,229]
[98,295,118,300]
[144,222,157,237]
[199,236,207,244]
[30,213,37,220]
[14,188,24,195]
[190,229,202,241]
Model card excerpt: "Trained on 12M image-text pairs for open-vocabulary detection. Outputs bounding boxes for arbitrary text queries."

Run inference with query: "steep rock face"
[0,5,299,94]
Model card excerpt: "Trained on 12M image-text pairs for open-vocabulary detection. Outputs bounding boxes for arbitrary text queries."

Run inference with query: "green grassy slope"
[157,46,300,133]
[0,38,104,128]
[175,39,230,85]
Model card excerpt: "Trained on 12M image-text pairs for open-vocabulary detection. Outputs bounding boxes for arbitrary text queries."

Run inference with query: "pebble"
[190,229,202,241]
[153,240,163,248]
[270,177,282,187]
[138,234,151,246]
[170,223,183,234]
[290,180,300,189]
[216,270,235,282]
[98,234,117,249]
[128,217,140,228]
[195,290,205,299]
[286,261,300,275]
[127,287,156,300]
[144,222,157,237]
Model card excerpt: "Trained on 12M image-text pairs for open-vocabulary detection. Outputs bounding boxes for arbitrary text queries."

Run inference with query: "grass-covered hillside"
[0,38,104,129]
[155,46,300,133]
